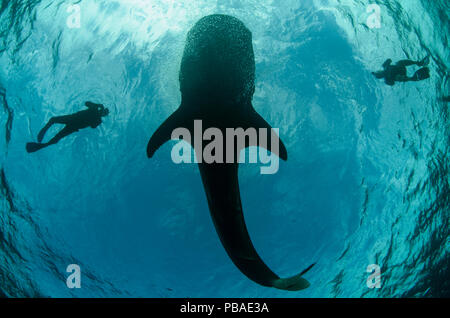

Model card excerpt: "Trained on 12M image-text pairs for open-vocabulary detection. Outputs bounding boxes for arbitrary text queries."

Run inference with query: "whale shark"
[147,14,314,291]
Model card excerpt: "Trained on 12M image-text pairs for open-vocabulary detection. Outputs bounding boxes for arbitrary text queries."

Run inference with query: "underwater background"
[0,0,448,297]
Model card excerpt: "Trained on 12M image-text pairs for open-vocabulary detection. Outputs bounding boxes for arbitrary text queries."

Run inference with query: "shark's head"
[179,14,255,107]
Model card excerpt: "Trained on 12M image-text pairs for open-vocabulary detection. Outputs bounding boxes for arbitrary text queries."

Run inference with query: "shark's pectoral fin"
[147,107,186,158]
[244,108,288,161]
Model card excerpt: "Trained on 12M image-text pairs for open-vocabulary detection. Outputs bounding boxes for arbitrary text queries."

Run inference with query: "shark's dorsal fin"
[147,107,186,158]
[242,107,288,161]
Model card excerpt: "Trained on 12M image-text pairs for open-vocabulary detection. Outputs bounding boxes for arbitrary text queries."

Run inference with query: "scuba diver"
[26,101,109,153]
[372,56,430,86]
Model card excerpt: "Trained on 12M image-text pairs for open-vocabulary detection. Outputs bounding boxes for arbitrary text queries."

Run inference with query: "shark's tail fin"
[272,263,316,291]
[199,162,314,292]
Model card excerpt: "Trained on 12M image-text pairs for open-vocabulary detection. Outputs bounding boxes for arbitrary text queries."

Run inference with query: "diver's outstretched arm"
[372,70,385,79]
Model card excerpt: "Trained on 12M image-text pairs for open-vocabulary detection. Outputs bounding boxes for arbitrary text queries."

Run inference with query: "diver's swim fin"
[37,121,53,143]
[26,142,46,153]
[418,55,430,67]
[37,128,47,143]
[412,67,430,81]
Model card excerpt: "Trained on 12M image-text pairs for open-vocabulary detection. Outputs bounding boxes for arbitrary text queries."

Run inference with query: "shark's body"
[147,14,314,291]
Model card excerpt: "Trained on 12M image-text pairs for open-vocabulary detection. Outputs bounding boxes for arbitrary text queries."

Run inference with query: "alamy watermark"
[366,264,381,289]
[366,4,381,29]
[170,120,281,175]
[66,264,81,289]
[66,3,383,31]
[66,4,81,29]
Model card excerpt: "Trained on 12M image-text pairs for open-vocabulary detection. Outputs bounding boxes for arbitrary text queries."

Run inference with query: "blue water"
[0,0,448,297]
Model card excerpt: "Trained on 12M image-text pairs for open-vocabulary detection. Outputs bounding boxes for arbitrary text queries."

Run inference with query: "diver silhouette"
[372,56,430,86]
[26,101,109,153]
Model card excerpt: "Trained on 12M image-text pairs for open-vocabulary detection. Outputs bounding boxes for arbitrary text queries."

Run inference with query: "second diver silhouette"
[147,15,315,291]
[372,56,430,86]
[26,101,109,153]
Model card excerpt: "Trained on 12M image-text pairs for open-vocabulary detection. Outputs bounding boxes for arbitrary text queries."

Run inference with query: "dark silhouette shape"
[372,56,430,86]
[440,96,450,102]
[147,14,314,291]
[26,101,109,153]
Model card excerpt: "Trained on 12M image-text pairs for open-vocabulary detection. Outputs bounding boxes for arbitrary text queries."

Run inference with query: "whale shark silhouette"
[147,14,314,291]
